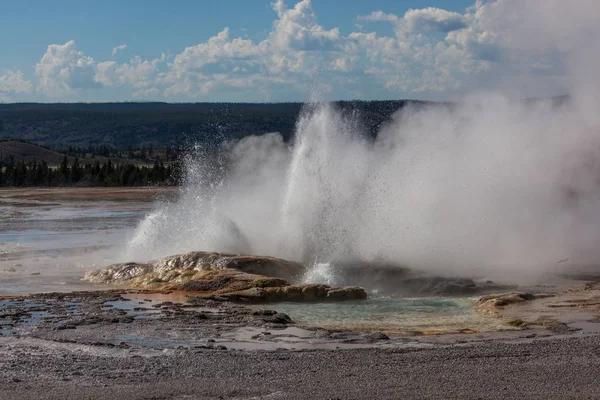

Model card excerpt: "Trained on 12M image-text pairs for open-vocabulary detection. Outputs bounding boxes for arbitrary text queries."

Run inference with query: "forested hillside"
[0,101,428,151]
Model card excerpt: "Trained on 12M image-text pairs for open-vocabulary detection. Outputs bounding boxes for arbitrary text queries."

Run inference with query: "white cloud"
[162,27,266,96]
[404,8,467,32]
[35,40,98,96]
[112,44,127,56]
[162,0,350,98]
[269,0,343,51]
[358,11,399,23]
[133,87,159,98]
[0,70,33,96]
[95,54,165,89]
[18,0,599,101]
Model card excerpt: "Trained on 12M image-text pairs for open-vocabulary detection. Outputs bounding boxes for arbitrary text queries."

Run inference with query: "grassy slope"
[0,141,138,167]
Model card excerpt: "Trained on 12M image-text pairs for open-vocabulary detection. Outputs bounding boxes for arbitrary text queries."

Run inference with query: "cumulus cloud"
[132,87,159,98]
[0,70,33,98]
[270,0,343,51]
[95,54,165,89]
[162,27,266,97]
[358,11,399,23]
[15,0,599,101]
[404,7,467,32]
[161,0,351,98]
[35,40,99,96]
[112,44,127,55]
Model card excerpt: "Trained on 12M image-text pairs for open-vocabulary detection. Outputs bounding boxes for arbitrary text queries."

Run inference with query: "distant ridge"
[0,140,134,166]
[0,97,567,151]
[0,100,422,150]
[0,140,69,166]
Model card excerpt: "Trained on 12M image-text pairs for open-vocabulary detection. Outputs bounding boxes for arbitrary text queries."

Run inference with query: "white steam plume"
[125,0,600,280]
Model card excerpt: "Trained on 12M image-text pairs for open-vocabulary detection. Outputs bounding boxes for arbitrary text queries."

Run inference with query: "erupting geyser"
[126,94,600,280]
[125,0,600,282]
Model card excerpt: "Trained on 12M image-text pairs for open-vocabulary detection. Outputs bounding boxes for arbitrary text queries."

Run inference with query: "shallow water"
[1,187,509,332]
[0,188,165,294]
[262,295,507,333]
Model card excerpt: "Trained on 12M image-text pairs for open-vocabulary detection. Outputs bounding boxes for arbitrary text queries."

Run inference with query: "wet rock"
[251,309,278,316]
[263,313,293,324]
[87,251,369,303]
[177,272,288,294]
[178,276,234,292]
[300,284,329,300]
[195,284,367,303]
[209,287,269,303]
[477,292,555,315]
[478,292,550,307]
[325,287,367,301]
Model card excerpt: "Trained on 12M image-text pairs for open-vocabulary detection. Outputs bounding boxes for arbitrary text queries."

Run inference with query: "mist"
[124,0,600,280]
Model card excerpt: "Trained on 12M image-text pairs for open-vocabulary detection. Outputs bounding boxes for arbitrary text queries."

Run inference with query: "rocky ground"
[83,250,522,303]
[1,285,600,399]
[4,243,600,399]
[1,323,600,399]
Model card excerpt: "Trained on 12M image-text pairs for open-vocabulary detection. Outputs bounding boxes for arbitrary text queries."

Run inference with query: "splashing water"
[302,262,337,286]
[125,94,600,281]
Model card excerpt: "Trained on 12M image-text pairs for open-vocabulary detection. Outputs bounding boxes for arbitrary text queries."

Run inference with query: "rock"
[325,287,367,301]
[251,309,277,316]
[301,284,329,300]
[263,313,293,324]
[280,285,305,301]
[322,261,517,296]
[477,292,555,315]
[194,284,367,303]
[368,332,390,341]
[86,251,368,303]
[263,287,284,302]
[507,318,529,328]
[178,276,234,292]
[478,292,537,307]
[175,270,291,296]
[86,262,152,283]
[211,287,269,303]
[84,251,304,286]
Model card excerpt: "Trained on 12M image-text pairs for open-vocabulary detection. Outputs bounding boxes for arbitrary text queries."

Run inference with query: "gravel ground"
[2,291,600,399]
[1,334,600,399]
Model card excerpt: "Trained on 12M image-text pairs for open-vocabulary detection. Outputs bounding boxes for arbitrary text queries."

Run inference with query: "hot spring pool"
[259,295,508,333]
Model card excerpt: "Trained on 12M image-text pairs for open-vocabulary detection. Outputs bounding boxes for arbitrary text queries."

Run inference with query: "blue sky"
[0,0,580,102]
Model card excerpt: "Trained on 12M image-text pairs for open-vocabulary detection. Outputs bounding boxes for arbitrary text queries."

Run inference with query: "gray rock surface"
[1,334,600,399]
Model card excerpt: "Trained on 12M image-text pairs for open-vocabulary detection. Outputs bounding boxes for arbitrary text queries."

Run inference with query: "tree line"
[64,144,180,162]
[0,156,180,187]
[0,101,430,151]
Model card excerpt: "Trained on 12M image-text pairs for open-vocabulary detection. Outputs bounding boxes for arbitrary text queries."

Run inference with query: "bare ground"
[1,289,600,399]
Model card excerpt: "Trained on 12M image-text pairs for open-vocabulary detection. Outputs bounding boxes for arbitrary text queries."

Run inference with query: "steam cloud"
[125,0,600,280]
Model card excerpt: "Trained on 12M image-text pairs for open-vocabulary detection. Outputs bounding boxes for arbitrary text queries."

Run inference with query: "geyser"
[125,95,600,280]
[125,0,600,281]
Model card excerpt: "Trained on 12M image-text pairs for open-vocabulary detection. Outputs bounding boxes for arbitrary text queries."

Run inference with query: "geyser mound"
[125,97,600,281]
